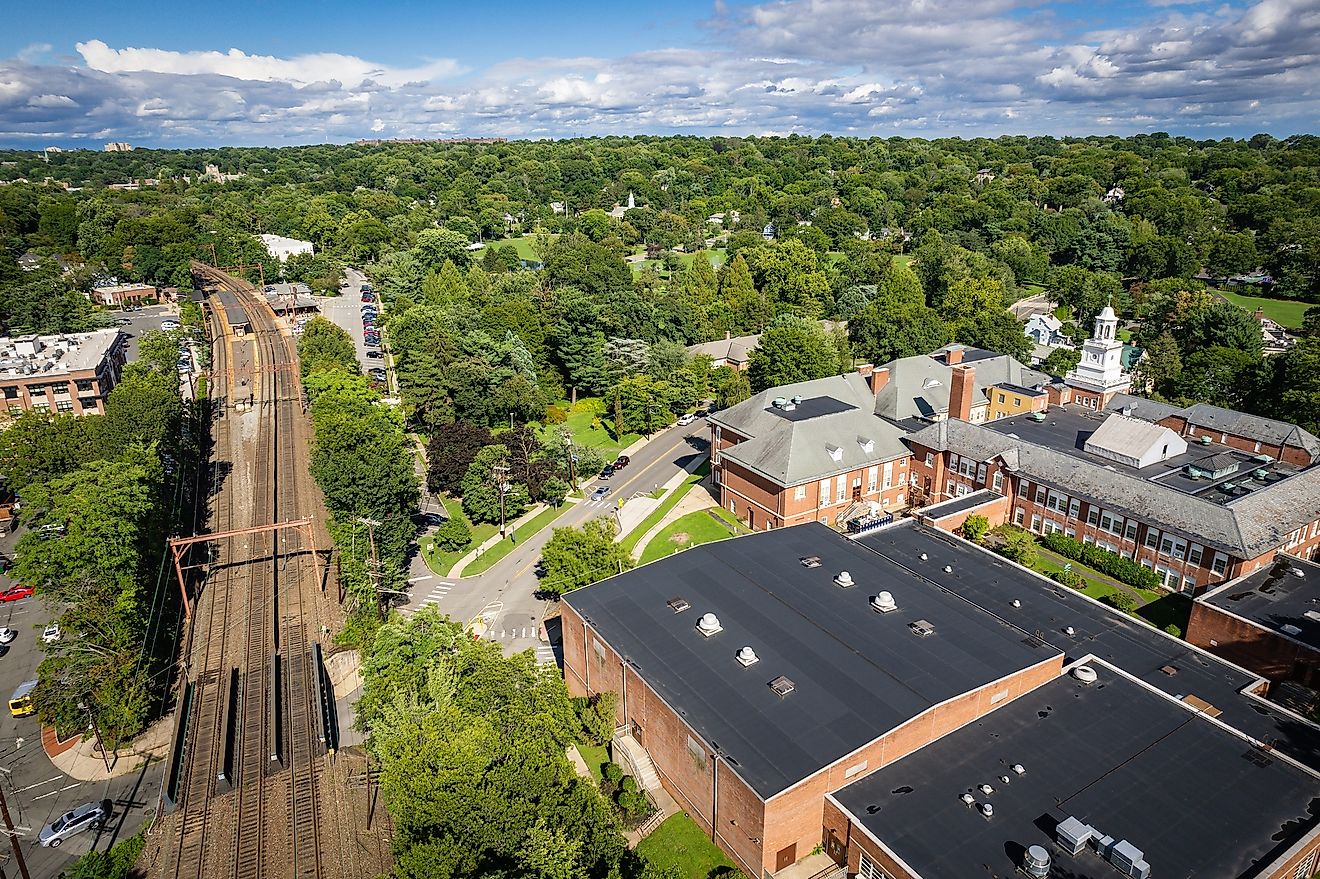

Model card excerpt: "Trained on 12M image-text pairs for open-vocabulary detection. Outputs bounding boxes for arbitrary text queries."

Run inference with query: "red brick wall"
[757,656,1062,875]
[922,494,1011,533]
[1262,830,1320,879]
[1186,600,1320,688]
[1159,416,1315,468]
[822,797,919,879]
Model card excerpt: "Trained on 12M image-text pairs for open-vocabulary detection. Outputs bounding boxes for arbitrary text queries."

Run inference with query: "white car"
[0,628,15,644]
[161,320,180,331]
[39,801,110,847]
[41,624,60,644]
[677,413,696,426]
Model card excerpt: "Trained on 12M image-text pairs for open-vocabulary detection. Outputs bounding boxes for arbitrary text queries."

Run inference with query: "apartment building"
[562,521,1320,879]
[0,330,128,419]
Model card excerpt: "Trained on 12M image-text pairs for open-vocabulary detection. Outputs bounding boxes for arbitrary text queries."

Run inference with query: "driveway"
[0,526,161,872]
[398,419,710,662]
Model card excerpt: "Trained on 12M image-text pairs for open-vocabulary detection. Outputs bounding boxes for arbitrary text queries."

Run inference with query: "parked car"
[263,286,275,293]
[590,485,612,501]
[0,628,15,644]
[42,624,61,644]
[369,369,387,382]
[161,320,179,331]
[39,800,111,847]
[0,585,33,602]
[361,292,375,302]
[615,455,631,469]
[364,334,381,344]
[677,413,696,426]
[420,511,445,527]
[599,464,616,479]
[366,350,383,359]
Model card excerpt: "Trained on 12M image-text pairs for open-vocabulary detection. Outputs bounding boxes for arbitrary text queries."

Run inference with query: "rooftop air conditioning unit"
[696,613,722,637]
[667,597,691,613]
[1200,434,1213,445]
[1056,816,1093,855]
[791,395,802,405]
[1072,665,1098,684]
[870,591,897,613]
[772,397,787,409]
[1023,845,1051,879]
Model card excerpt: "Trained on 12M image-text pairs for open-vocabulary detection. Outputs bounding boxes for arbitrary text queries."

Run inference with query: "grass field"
[421,496,497,577]
[639,508,738,564]
[637,814,735,879]
[1214,287,1312,328]
[539,398,641,456]
[1033,550,1190,636]
[575,742,610,785]
[619,464,709,556]
[463,502,569,575]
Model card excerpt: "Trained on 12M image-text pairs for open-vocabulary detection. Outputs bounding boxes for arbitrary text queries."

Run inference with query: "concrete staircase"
[613,733,661,792]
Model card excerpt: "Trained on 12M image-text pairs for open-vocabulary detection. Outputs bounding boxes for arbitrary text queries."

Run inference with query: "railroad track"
[164,263,325,879]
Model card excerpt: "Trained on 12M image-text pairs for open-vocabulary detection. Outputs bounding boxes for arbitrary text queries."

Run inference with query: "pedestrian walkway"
[400,578,453,615]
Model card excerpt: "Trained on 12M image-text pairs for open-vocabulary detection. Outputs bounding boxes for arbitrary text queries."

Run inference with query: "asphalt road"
[0,527,161,874]
[399,418,710,661]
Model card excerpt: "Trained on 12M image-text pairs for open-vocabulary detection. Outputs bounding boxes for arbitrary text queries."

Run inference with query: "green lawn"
[619,464,710,556]
[1214,287,1312,328]
[893,254,914,269]
[1032,548,1190,636]
[482,234,551,262]
[463,502,568,575]
[639,509,737,564]
[539,398,641,456]
[637,813,735,879]
[420,496,497,577]
[575,742,610,785]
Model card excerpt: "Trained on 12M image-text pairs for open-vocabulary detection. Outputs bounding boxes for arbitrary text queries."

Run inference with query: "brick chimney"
[949,365,976,422]
[870,367,890,395]
[856,362,874,379]
[945,345,964,366]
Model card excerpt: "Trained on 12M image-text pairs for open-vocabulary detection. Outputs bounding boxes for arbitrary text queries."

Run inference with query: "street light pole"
[564,436,577,491]
[78,699,113,773]
[355,516,383,617]
[493,464,511,538]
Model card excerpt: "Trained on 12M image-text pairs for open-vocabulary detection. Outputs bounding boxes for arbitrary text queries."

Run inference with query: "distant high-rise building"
[103,142,134,152]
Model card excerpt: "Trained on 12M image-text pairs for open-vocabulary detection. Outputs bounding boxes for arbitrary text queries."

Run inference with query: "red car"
[0,585,34,602]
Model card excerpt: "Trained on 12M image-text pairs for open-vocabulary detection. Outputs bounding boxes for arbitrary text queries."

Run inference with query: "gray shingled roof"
[711,373,909,486]
[1179,402,1320,461]
[1103,393,1183,423]
[908,418,1320,558]
[874,353,1048,422]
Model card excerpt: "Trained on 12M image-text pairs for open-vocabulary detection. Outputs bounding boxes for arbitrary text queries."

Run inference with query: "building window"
[1145,530,1160,549]
[1124,522,1137,542]
[1068,498,1080,519]
[867,466,878,494]
[836,475,847,503]
[1030,515,1041,533]
[946,480,955,497]
[859,852,893,879]
[2,387,16,399]
[882,462,893,490]
[1014,508,1025,526]
[1294,849,1317,879]
[55,400,74,413]
[819,480,830,505]
[1212,553,1228,575]
[75,379,94,393]
[1034,485,1046,504]
[992,471,1003,492]
[1087,508,1101,527]
[794,485,806,501]
[976,463,987,485]
[31,402,49,413]
[924,452,934,466]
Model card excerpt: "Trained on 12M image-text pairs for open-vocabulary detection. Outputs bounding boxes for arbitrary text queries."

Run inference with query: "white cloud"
[25,93,75,108]
[75,39,462,87]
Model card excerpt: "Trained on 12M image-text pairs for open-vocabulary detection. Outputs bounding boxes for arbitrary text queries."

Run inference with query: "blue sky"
[2,0,1317,146]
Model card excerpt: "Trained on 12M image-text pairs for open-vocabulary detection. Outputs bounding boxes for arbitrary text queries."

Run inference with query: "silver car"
[39,800,110,846]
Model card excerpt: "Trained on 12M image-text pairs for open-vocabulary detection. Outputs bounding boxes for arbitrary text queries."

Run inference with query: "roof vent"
[772,397,787,409]
[834,570,855,588]
[1304,610,1320,623]
[943,565,953,574]
[1023,844,1051,879]
[1072,665,1098,684]
[922,377,942,390]
[791,395,802,405]
[1200,434,1213,445]
[799,556,822,568]
[1030,411,1046,423]
[960,792,975,805]
[697,613,723,637]
[667,597,691,613]
[1282,624,1304,636]
[978,783,994,796]
[999,774,1010,784]
[1011,599,1022,608]
[858,436,875,453]
[870,591,897,613]
[1011,763,1025,775]
[1064,625,1076,636]
[919,553,928,561]
[909,619,935,637]
[1290,565,1306,579]
[736,646,759,667]
[979,802,993,818]
[769,675,795,697]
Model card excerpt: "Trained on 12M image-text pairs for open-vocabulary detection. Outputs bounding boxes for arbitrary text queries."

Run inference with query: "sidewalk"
[626,467,715,561]
[43,714,174,782]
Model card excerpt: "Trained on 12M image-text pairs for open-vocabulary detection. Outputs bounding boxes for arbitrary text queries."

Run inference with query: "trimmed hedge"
[1039,532,1161,591]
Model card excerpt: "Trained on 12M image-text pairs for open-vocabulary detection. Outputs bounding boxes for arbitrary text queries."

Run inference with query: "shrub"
[1039,532,1161,591]
[999,530,1038,568]
[433,517,472,552]
[1164,623,1182,637]
[544,404,568,425]
[1052,569,1084,589]
[1105,592,1139,613]
[616,789,650,817]
[960,514,990,543]
[602,761,624,785]
[620,775,638,795]
[574,691,618,746]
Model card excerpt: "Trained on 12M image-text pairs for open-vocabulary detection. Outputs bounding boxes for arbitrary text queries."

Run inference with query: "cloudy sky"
[1,0,1317,146]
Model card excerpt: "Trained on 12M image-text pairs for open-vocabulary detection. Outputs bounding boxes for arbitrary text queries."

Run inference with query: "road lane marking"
[407,575,433,583]
[15,776,63,793]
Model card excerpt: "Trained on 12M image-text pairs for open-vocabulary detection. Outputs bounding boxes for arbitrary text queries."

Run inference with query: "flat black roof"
[1202,556,1320,651]
[766,396,856,422]
[564,523,1060,798]
[834,664,1320,879]
[919,489,1004,520]
[857,523,1320,772]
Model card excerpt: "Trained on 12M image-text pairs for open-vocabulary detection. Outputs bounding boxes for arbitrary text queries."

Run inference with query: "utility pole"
[356,517,383,617]
[492,464,511,538]
[564,436,577,490]
[79,699,113,773]
[0,783,30,879]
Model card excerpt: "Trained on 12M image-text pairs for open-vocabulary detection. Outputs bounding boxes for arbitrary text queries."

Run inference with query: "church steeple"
[1065,302,1130,400]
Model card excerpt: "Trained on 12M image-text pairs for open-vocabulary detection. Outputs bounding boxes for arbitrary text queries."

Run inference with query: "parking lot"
[0,527,161,873]
[315,269,392,391]
[109,303,179,363]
